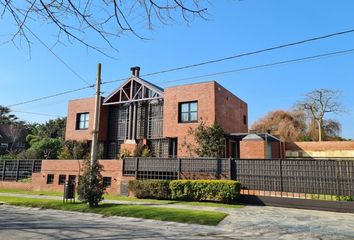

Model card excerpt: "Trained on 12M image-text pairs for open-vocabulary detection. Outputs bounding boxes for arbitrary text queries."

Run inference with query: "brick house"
[65,67,282,159]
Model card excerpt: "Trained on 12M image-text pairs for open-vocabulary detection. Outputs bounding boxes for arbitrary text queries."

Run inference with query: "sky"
[1,0,354,139]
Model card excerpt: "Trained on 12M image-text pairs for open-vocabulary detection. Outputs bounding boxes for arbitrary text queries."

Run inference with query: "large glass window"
[76,112,89,130]
[179,101,198,123]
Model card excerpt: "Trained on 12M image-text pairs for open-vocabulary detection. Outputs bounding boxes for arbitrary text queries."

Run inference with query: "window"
[243,115,247,125]
[178,101,198,123]
[103,177,112,188]
[68,175,76,184]
[47,174,54,184]
[76,112,89,130]
[58,175,66,185]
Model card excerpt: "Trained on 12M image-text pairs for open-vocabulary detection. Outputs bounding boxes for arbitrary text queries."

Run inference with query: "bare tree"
[296,89,343,142]
[0,1,208,57]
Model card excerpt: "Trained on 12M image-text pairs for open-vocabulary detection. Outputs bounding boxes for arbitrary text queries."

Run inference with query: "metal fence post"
[2,160,6,181]
[135,157,139,179]
[15,160,20,182]
[32,160,36,173]
[229,158,232,180]
[178,158,182,180]
[280,159,283,196]
[335,161,341,197]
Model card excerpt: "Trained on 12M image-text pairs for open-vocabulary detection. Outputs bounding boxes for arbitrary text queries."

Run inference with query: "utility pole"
[90,63,101,167]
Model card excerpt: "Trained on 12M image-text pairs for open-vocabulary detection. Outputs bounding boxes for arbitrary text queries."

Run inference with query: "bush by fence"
[170,180,241,203]
[128,179,241,203]
[128,180,171,199]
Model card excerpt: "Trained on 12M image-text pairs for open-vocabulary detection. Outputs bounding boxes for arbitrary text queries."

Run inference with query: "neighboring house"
[0,125,27,154]
[285,141,354,158]
[65,66,282,159]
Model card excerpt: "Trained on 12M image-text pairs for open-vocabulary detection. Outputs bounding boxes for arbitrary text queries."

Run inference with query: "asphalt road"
[0,205,226,240]
[0,204,353,239]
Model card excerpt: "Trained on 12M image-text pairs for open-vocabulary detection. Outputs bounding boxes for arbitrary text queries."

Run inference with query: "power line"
[103,28,354,84]
[24,25,92,86]
[6,85,94,108]
[10,46,352,109]
[156,47,354,85]
[11,109,63,117]
[6,29,354,109]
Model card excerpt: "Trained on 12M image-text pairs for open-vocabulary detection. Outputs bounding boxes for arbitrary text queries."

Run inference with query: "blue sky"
[1,0,354,139]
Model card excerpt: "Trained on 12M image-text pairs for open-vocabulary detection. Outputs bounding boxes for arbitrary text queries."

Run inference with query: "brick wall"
[163,81,216,156]
[240,140,266,159]
[214,82,248,133]
[65,97,108,142]
[285,141,354,158]
[0,159,135,195]
[163,81,248,156]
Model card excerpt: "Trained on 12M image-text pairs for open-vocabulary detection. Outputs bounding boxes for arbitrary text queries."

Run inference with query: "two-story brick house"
[65,67,281,159]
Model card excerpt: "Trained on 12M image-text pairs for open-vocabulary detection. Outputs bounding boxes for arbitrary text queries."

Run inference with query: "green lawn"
[0,188,244,208]
[0,188,63,196]
[106,195,244,208]
[0,196,227,226]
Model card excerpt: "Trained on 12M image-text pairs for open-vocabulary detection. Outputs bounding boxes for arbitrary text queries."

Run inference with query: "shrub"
[128,180,171,199]
[77,158,105,207]
[170,180,241,203]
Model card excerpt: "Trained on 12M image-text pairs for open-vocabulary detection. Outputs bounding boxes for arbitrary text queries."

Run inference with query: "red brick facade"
[240,140,266,159]
[0,160,134,195]
[163,81,248,156]
[65,97,108,142]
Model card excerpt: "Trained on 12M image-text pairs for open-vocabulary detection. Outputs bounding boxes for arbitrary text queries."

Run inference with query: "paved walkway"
[0,193,353,239]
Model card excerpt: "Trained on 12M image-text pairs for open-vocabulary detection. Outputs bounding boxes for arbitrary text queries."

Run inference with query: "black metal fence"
[123,157,231,180]
[0,160,42,181]
[123,157,354,199]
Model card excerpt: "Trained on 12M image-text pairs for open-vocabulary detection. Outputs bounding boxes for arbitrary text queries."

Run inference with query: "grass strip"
[0,196,227,226]
[0,188,62,196]
[0,189,244,208]
[106,195,244,208]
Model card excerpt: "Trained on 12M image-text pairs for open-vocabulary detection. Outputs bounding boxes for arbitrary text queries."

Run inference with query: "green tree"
[58,140,90,159]
[77,158,105,207]
[184,121,225,157]
[0,105,18,124]
[35,118,66,139]
[30,138,63,159]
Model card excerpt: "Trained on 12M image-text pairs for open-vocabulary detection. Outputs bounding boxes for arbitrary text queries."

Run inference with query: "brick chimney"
[130,66,140,77]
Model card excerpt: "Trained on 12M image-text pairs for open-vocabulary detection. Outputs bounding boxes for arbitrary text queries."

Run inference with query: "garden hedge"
[128,180,171,199]
[128,179,241,203]
[170,180,241,203]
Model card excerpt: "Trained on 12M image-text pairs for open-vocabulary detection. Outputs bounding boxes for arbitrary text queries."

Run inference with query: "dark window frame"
[103,177,112,188]
[76,112,89,130]
[68,175,76,185]
[178,101,198,123]
[58,175,66,185]
[47,174,54,184]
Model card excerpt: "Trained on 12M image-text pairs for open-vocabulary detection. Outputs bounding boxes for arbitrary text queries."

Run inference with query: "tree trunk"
[317,120,322,142]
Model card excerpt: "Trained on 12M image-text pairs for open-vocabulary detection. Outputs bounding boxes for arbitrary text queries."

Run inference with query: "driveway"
[0,204,353,239]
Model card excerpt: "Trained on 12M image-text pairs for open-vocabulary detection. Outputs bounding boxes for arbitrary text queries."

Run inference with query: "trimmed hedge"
[128,179,241,203]
[170,180,241,203]
[128,180,171,199]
